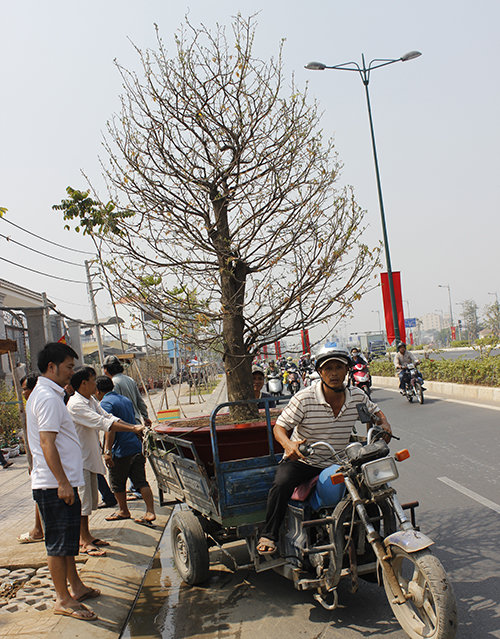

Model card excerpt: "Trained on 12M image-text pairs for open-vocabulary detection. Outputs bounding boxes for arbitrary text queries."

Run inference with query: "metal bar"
[302,516,336,528]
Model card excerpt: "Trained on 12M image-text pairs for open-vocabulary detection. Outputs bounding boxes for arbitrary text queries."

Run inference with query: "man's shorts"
[109,453,148,494]
[33,488,81,556]
[80,469,99,516]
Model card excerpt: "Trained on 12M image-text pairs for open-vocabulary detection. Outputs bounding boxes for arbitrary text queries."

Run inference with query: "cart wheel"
[170,510,209,585]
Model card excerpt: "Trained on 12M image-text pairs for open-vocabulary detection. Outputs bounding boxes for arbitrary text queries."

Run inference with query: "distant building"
[420,313,443,332]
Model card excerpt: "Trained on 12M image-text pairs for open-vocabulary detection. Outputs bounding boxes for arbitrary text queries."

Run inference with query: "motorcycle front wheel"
[383,546,457,639]
[415,382,424,404]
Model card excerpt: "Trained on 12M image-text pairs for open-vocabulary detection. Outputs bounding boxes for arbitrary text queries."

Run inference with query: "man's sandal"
[256,537,276,555]
[53,603,97,620]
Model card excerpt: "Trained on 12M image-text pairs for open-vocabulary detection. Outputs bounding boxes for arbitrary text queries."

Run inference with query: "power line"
[0,216,95,255]
[0,232,84,267]
[0,255,87,284]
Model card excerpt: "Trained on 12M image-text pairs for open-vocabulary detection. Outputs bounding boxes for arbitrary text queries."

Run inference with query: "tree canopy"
[55,15,380,411]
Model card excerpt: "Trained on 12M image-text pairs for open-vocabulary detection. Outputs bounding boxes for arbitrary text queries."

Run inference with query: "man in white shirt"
[67,367,145,556]
[27,342,98,622]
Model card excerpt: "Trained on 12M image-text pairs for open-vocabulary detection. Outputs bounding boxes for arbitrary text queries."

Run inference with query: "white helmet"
[315,347,351,371]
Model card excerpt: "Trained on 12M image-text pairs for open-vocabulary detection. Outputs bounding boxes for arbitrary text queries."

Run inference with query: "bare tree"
[462,299,479,342]
[483,301,500,340]
[55,16,379,418]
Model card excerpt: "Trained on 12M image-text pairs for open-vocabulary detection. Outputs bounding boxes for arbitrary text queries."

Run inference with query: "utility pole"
[85,260,104,367]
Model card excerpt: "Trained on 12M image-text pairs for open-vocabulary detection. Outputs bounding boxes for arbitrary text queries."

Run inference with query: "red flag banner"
[274,341,281,358]
[301,329,310,355]
[380,272,406,345]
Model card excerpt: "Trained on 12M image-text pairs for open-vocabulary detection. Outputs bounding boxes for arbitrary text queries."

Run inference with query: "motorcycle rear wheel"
[383,547,457,639]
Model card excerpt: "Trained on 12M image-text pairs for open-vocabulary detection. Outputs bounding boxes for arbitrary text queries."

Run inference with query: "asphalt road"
[124,388,500,639]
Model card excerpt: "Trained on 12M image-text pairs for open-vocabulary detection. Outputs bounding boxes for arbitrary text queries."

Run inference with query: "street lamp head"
[400,50,422,62]
[305,61,327,71]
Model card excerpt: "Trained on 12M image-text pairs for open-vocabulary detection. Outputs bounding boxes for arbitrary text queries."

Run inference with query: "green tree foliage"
[462,299,480,342]
[483,300,500,339]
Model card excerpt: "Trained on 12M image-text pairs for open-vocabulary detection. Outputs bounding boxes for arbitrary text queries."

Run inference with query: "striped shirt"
[276,383,380,468]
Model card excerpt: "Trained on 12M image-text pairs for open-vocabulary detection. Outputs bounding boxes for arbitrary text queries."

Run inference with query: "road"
[124,388,500,639]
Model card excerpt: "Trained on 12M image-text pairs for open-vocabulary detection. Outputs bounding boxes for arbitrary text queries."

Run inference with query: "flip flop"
[105,512,131,521]
[80,546,107,557]
[53,603,97,621]
[257,537,276,555]
[90,538,110,547]
[76,587,101,602]
[134,517,156,528]
[17,532,44,544]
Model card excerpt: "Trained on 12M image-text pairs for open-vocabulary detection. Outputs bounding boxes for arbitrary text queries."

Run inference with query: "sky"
[1,1,499,347]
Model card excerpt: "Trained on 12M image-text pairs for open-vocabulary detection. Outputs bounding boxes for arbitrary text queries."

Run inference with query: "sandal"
[17,532,44,544]
[134,517,156,528]
[90,538,110,547]
[53,603,97,621]
[105,512,131,521]
[256,537,277,555]
[75,587,101,602]
[80,545,106,557]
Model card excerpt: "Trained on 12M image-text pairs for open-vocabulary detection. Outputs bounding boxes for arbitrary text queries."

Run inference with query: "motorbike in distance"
[350,361,372,397]
[267,371,284,397]
[287,368,301,395]
[400,363,425,404]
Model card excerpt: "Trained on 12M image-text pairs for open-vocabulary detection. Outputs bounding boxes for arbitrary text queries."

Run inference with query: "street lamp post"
[305,51,421,345]
[371,309,382,334]
[438,284,454,329]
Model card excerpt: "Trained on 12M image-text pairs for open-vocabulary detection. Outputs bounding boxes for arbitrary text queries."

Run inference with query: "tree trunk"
[220,262,258,422]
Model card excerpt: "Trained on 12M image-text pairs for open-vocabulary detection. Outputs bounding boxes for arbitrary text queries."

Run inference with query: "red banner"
[301,329,310,355]
[380,272,406,345]
[451,326,456,341]
[274,341,281,358]
[262,344,268,358]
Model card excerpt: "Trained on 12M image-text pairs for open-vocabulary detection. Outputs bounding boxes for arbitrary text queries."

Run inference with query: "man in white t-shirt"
[67,366,145,556]
[27,342,98,622]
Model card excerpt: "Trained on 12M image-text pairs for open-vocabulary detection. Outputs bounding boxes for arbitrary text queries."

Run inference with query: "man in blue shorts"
[26,342,99,621]
[95,376,156,526]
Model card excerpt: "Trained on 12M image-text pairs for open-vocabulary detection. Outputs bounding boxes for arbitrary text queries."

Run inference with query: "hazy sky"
[1,1,499,345]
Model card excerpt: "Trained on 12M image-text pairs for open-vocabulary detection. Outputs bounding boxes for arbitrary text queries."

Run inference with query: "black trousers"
[261,460,323,541]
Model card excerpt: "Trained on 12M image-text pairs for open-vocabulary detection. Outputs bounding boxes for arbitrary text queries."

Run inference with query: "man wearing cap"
[257,348,391,555]
[252,365,276,410]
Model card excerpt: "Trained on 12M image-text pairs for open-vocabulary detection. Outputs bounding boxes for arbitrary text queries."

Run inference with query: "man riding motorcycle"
[256,347,392,555]
[394,342,425,392]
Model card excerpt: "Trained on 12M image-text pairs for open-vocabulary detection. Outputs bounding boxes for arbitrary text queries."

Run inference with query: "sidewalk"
[0,375,227,637]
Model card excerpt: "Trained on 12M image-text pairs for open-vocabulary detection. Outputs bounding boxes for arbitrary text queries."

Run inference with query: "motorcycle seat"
[290,475,318,501]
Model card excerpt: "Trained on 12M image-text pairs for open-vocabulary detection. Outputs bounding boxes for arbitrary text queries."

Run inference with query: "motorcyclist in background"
[350,347,367,366]
[266,360,279,379]
[394,342,425,392]
[349,347,371,388]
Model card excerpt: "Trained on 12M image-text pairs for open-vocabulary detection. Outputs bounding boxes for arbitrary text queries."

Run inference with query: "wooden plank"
[0,339,17,355]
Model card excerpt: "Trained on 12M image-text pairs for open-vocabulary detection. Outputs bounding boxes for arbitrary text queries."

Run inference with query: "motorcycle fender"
[383,530,434,553]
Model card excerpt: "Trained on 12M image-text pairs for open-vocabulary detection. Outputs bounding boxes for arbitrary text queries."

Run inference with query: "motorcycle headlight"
[362,457,399,488]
